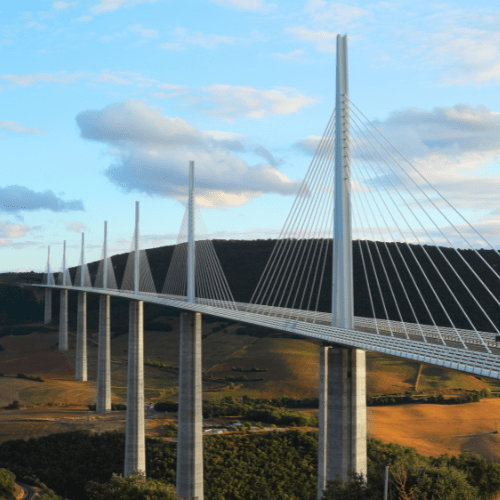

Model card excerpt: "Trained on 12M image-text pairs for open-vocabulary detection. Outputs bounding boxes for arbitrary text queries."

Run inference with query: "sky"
[2,0,500,273]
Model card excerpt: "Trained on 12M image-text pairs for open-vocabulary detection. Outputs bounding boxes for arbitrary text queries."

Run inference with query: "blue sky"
[2,0,500,272]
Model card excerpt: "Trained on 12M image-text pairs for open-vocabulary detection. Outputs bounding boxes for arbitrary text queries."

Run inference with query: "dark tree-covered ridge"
[3,239,500,333]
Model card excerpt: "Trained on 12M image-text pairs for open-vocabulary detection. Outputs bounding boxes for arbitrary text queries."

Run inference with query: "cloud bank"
[0,185,85,213]
[76,100,300,207]
[294,103,500,229]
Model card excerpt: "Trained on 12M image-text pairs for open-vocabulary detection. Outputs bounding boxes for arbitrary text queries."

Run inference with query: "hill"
[2,239,500,455]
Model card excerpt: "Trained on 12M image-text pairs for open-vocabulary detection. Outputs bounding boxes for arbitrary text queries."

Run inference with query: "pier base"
[318,346,367,498]
[75,291,87,382]
[59,290,68,351]
[44,289,52,324]
[176,311,203,500]
[96,295,111,413]
[124,300,145,476]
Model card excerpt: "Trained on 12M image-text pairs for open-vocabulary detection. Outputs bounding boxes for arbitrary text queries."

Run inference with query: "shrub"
[17,373,44,382]
[85,470,180,500]
[154,402,178,412]
[6,400,20,410]
[0,468,16,499]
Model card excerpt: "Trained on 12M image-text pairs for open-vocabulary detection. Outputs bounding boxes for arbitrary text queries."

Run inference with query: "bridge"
[30,34,500,500]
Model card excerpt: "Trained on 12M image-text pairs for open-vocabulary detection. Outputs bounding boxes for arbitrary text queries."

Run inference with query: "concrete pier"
[317,344,329,497]
[75,291,87,382]
[325,347,367,483]
[59,290,68,351]
[176,311,203,500]
[96,295,111,413]
[124,300,145,476]
[44,288,52,324]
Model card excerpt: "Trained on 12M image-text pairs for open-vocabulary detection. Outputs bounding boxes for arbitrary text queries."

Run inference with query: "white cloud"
[304,1,369,25]
[129,24,159,39]
[0,185,85,214]
[0,71,316,121]
[370,103,500,159]
[76,15,93,21]
[0,71,87,88]
[66,221,88,233]
[272,49,306,61]
[284,2,369,53]
[285,27,337,53]
[0,221,34,238]
[159,42,183,51]
[25,21,47,30]
[53,1,77,10]
[209,0,275,12]
[294,135,323,154]
[0,70,155,90]
[429,27,500,85]
[90,0,160,14]
[344,103,500,245]
[0,121,47,134]
[75,100,301,207]
[155,84,317,121]
[161,28,241,50]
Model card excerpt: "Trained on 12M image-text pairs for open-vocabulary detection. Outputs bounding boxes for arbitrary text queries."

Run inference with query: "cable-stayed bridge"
[31,34,500,500]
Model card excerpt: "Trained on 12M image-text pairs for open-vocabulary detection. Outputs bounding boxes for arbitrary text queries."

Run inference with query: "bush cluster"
[144,359,177,372]
[2,429,500,500]
[0,467,16,499]
[17,373,44,382]
[231,366,267,372]
[154,401,178,412]
[6,400,20,410]
[322,439,500,500]
[88,403,126,411]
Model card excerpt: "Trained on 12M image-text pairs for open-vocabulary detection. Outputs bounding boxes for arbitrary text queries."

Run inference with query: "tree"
[320,471,380,500]
[85,470,182,500]
[0,468,16,500]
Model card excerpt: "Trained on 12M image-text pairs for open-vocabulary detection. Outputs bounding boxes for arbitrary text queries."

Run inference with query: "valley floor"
[2,399,500,463]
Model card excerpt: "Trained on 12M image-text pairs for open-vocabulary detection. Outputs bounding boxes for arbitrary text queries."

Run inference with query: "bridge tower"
[97,221,112,414]
[75,233,87,382]
[318,34,367,497]
[59,240,68,351]
[176,160,204,500]
[44,246,52,324]
[124,202,146,476]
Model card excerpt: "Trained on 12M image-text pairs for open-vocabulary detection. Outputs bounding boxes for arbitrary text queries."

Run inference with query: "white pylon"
[332,33,353,330]
[187,160,195,303]
[134,202,139,295]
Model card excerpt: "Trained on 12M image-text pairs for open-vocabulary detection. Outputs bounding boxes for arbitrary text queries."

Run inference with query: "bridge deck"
[37,284,500,380]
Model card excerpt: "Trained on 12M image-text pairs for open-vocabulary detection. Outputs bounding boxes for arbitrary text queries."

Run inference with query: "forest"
[2,239,500,336]
[1,430,500,500]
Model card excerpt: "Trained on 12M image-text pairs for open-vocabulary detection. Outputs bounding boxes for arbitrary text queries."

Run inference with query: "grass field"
[368,399,500,460]
[2,318,500,409]
[3,318,500,462]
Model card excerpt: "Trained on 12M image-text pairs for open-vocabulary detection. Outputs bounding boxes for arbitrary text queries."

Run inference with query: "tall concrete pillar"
[317,344,329,498]
[96,295,111,413]
[59,290,68,351]
[176,311,203,500]
[124,300,145,476]
[44,288,52,324]
[325,347,367,483]
[75,291,87,381]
